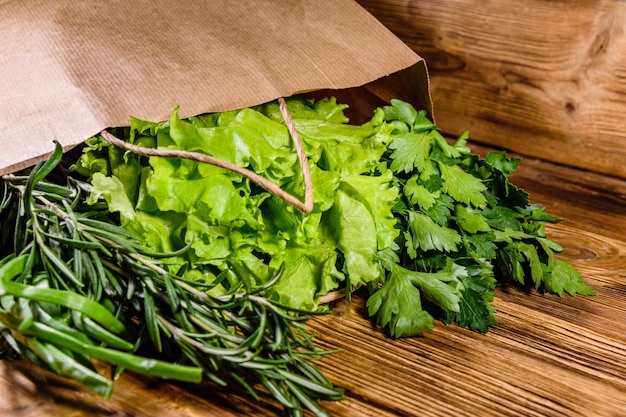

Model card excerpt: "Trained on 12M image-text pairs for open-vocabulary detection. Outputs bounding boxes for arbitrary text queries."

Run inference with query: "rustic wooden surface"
[1,142,625,416]
[357,0,626,180]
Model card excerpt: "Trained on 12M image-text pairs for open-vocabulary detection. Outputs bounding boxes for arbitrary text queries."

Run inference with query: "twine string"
[100,97,313,213]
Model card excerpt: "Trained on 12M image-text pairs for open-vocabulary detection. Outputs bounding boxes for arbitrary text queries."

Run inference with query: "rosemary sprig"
[0,142,342,417]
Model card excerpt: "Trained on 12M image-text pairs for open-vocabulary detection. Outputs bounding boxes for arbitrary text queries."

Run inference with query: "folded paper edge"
[0,59,431,177]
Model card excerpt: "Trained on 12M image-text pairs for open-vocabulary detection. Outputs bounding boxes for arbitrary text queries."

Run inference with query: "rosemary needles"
[0,142,342,417]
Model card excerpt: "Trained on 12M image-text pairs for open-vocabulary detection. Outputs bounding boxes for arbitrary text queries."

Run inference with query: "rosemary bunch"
[0,143,342,417]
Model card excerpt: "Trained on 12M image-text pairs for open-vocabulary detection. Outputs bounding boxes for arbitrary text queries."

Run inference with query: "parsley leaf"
[405,211,462,254]
[446,287,497,333]
[543,259,596,296]
[485,150,521,177]
[383,98,419,126]
[437,162,487,208]
[404,174,438,209]
[389,132,432,174]
[455,204,491,234]
[366,264,435,337]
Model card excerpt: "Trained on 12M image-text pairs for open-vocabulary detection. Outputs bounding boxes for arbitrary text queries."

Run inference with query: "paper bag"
[0,0,431,175]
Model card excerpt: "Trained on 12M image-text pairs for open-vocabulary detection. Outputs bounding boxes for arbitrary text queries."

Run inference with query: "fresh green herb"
[0,144,343,416]
[73,97,593,339]
[0,96,594,416]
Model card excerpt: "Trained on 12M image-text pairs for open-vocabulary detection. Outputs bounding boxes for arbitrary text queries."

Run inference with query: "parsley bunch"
[369,100,594,336]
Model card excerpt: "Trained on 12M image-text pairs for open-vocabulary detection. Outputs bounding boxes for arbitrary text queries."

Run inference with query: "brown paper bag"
[0,0,431,176]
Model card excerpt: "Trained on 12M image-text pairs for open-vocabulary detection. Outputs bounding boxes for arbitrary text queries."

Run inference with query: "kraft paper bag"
[0,0,430,175]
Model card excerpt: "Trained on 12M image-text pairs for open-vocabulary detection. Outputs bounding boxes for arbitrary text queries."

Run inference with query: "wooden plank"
[357,0,626,179]
[1,143,625,416]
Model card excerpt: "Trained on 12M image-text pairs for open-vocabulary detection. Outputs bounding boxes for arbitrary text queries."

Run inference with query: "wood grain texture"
[1,141,625,416]
[357,0,626,179]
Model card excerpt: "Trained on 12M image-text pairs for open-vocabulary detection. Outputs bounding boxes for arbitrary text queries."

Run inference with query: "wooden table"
[1,143,625,416]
